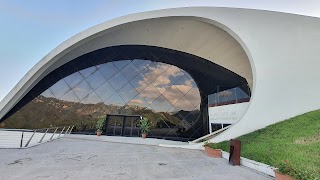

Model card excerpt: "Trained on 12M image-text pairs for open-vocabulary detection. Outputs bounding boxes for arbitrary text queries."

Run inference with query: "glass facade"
[208,85,251,133]
[1,45,252,141]
[208,84,251,107]
[4,60,202,141]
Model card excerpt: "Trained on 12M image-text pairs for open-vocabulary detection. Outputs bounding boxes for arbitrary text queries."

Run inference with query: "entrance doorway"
[105,114,142,137]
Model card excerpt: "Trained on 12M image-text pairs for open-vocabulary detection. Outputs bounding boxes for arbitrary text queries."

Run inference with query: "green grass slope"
[215,110,320,177]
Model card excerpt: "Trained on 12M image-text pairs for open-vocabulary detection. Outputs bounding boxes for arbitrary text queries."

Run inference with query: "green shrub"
[96,116,105,132]
[140,117,151,134]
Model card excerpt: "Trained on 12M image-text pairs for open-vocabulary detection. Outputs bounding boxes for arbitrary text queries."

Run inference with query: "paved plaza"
[0,137,272,180]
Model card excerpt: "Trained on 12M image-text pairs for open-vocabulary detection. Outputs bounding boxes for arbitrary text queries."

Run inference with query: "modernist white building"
[1,7,320,142]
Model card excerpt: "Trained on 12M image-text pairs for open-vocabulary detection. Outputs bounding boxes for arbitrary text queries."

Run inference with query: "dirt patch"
[295,132,320,144]
[7,158,32,165]
[87,155,97,160]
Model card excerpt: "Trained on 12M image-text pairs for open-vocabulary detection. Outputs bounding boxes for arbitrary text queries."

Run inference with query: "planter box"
[204,146,222,158]
[274,170,293,180]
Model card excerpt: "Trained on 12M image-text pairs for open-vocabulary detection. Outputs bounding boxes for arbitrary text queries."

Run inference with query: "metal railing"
[190,126,231,143]
[0,125,74,148]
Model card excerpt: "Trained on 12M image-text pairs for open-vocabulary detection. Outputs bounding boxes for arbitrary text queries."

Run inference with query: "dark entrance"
[105,114,141,137]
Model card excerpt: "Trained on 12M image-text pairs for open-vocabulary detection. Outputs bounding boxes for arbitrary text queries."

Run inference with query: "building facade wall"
[1,7,320,143]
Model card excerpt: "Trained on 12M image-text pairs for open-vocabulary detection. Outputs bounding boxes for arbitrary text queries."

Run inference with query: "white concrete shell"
[1,7,320,142]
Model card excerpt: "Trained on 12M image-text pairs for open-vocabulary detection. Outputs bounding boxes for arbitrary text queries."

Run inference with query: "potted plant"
[203,141,222,158]
[139,117,151,139]
[96,116,105,136]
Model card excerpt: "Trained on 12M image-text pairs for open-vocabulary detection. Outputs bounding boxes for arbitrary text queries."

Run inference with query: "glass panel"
[208,93,218,107]
[235,87,250,100]
[130,73,149,92]
[218,88,237,103]
[165,65,183,84]
[79,66,97,78]
[117,83,139,103]
[106,116,123,136]
[185,88,201,108]
[49,79,71,99]
[120,63,140,81]
[72,80,93,101]
[108,72,128,91]
[85,70,106,90]
[174,122,188,137]
[81,91,102,104]
[41,89,55,98]
[162,85,184,106]
[127,95,149,107]
[132,59,152,71]
[150,95,172,113]
[104,93,126,107]
[174,75,193,95]
[183,108,200,126]
[113,60,130,70]
[95,81,116,102]
[211,123,222,132]
[98,63,118,80]
[142,62,170,83]
[60,90,79,102]
[173,96,195,112]
[139,84,161,105]
[152,74,172,94]
[123,117,140,136]
[64,72,84,89]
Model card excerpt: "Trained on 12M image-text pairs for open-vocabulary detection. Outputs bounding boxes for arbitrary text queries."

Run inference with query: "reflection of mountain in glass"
[4,60,202,139]
[4,96,200,134]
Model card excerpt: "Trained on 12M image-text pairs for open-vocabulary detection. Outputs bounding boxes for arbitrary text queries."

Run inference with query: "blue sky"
[1,0,320,102]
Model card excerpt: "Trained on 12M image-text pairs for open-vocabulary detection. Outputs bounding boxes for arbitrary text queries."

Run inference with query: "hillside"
[214,110,320,178]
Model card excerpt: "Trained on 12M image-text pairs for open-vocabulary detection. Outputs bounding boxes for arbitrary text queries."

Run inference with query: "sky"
[1,0,320,102]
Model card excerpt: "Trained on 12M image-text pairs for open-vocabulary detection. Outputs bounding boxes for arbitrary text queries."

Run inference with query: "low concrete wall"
[221,151,275,177]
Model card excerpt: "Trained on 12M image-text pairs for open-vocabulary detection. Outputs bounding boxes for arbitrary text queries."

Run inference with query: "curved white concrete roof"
[1,7,320,142]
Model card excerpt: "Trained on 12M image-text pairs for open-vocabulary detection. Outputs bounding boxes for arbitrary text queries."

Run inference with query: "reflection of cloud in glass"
[129,99,143,105]
[136,63,200,111]
[41,60,201,112]
[219,90,233,97]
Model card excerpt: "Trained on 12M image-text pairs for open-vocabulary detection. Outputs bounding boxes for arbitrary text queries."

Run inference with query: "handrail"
[0,126,72,132]
[0,128,33,132]
[0,125,74,148]
[191,126,231,143]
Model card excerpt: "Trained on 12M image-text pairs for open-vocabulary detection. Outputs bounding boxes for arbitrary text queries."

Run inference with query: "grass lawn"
[214,110,320,178]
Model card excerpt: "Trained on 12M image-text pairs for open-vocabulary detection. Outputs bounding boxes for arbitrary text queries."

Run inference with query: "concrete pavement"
[0,137,272,180]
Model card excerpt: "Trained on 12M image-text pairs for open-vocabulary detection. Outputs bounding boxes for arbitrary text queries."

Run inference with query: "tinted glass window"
[4,60,202,141]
